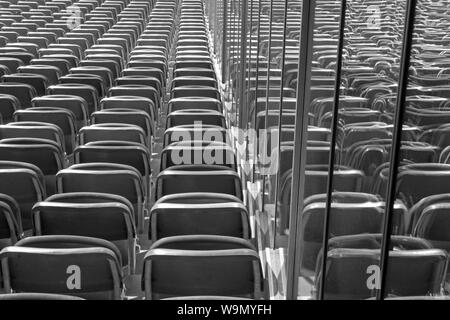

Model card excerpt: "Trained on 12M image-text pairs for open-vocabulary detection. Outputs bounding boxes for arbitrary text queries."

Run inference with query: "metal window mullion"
[222,0,228,83]
[377,0,417,301]
[285,0,316,300]
[317,0,347,300]
[273,0,290,246]
[239,0,248,128]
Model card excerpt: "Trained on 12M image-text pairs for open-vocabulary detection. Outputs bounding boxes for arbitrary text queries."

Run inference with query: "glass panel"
[317,0,408,300]
[381,0,450,299]
[287,0,409,300]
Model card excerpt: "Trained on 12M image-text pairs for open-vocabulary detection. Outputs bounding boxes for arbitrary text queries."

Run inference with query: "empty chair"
[325,233,433,251]
[0,94,20,123]
[0,235,123,299]
[303,165,365,198]
[122,67,164,89]
[0,83,36,109]
[100,96,156,123]
[375,163,450,207]
[115,76,162,98]
[70,66,114,89]
[2,73,48,96]
[0,57,24,73]
[80,124,147,147]
[48,84,99,115]
[168,97,222,112]
[0,122,64,150]
[108,85,160,111]
[160,141,236,170]
[17,36,48,49]
[142,235,263,299]
[90,44,124,61]
[127,59,166,76]
[74,141,151,202]
[14,107,76,154]
[17,65,61,86]
[174,67,216,79]
[31,192,136,274]
[316,248,448,300]
[0,194,22,249]
[0,138,65,195]
[91,109,154,143]
[97,37,129,57]
[56,162,146,234]
[30,58,70,75]
[170,86,220,100]
[31,95,89,131]
[150,193,249,241]
[40,55,79,70]
[0,293,84,300]
[166,110,226,128]
[174,60,213,71]
[155,165,242,200]
[163,124,228,147]
[414,202,450,252]
[297,201,401,273]
[171,76,217,90]
[0,161,45,231]
[79,58,120,80]
[85,54,124,72]
[60,74,106,97]
[0,64,9,78]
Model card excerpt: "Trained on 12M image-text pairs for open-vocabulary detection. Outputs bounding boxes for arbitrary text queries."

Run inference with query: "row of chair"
[0,0,266,300]
[226,0,450,299]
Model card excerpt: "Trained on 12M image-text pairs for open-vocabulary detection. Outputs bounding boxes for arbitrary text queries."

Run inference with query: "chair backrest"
[0,196,21,248]
[166,110,226,128]
[142,235,263,300]
[168,97,222,113]
[299,202,384,272]
[31,192,136,274]
[0,235,123,299]
[91,108,154,139]
[397,164,450,207]
[163,124,228,147]
[31,95,89,130]
[0,161,45,231]
[0,94,20,123]
[170,84,219,98]
[80,124,147,147]
[155,165,243,200]
[0,82,37,109]
[150,192,250,241]
[56,162,146,233]
[17,64,61,85]
[108,85,160,110]
[161,141,236,171]
[48,84,99,115]
[0,122,65,151]
[74,141,151,179]
[414,202,450,252]
[70,66,114,89]
[316,248,448,300]
[3,73,48,96]
[14,107,77,154]
[60,74,106,97]
[31,58,70,75]
[79,59,120,81]
[0,138,64,195]
[100,95,156,122]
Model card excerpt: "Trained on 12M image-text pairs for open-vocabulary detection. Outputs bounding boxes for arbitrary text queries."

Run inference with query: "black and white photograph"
[0,0,448,309]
